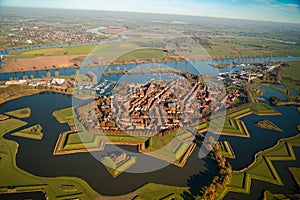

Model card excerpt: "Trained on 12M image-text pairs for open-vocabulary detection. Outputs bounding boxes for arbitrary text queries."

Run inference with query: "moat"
[0,86,299,197]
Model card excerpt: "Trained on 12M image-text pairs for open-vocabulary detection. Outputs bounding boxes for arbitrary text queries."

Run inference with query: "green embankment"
[288,167,300,187]
[11,124,44,140]
[132,183,188,200]
[263,190,300,200]
[0,118,28,136]
[255,120,283,132]
[226,107,252,119]
[0,118,99,199]
[217,134,300,200]
[53,107,75,128]
[53,107,195,167]
[0,117,187,199]
[218,141,235,159]
[101,156,137,178]
[250,103,281,116]
[5,108,31,119]
[219,118,249,137]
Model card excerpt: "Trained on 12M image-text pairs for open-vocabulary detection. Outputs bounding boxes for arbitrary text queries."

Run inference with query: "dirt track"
[1,54,88,72]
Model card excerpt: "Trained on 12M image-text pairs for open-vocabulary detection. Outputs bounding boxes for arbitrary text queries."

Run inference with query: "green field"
[116,48,168,61]
[217,134,300,200]
[5,107,31,118]
[22,48,66,56]
[280,61,300,96]
[11,124,43,140]
[207,37,300,59]
[0,118,28,136]
[282,61,300,81]
[16,44,98,57]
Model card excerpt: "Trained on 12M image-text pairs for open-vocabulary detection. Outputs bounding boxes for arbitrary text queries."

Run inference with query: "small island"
[269,96,300,106]
[12,124,44,140]
[255,120,283,132]
[101,152,136,178]
[289,167,300,187]
[5,107,31,119]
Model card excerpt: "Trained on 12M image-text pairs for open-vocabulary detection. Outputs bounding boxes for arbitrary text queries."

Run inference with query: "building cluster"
[6,21,103,47]
[74,73,242,137]
[117,81,181,132]
[109,78,230,133]
[5,77,74,91]
[218,62,281,87]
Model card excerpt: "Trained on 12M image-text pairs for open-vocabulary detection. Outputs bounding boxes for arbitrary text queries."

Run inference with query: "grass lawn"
[53,107,75,127]
[11,124,43,140]
[5,107,31,118]
[288,167,300,187]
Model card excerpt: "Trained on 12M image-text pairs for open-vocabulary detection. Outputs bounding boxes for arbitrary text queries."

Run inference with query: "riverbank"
[0,86,93,105]
[0,118,100,199]
[217,133,300,199]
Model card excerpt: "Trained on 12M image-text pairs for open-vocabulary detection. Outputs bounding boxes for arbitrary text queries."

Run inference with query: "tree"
[214,150,222,161]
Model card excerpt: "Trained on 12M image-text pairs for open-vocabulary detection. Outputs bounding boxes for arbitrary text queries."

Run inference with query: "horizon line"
[2,5,300,25]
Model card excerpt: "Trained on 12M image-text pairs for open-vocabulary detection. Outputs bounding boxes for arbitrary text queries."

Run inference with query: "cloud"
[286,4,298,8]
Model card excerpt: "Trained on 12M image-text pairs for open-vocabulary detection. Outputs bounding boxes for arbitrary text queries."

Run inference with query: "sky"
[1,0,300,23]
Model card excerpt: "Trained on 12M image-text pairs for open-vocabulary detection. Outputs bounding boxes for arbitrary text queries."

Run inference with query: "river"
[1,56,300,82]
